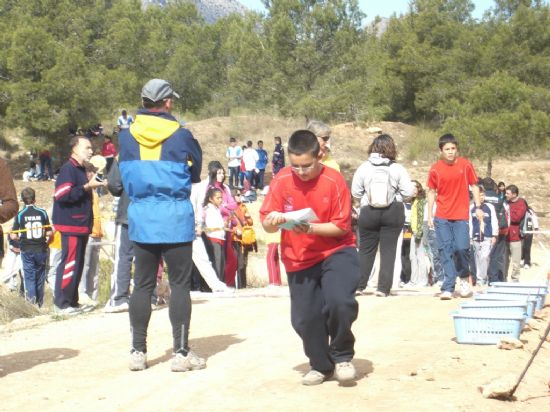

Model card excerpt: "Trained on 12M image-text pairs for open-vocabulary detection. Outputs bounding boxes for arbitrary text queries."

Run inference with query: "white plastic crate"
[486,287,546,310]
[460,300,528,316]
[451,310,525,345]
[473,294,537,318]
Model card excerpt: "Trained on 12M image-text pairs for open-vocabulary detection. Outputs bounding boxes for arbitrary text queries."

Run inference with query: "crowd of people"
[0,77,542,385]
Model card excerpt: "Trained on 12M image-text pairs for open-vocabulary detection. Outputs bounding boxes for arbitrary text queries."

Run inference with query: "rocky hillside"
[142,0,247,23]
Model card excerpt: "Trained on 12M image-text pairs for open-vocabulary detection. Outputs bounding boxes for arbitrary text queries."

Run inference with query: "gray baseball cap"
[141,78,180,102]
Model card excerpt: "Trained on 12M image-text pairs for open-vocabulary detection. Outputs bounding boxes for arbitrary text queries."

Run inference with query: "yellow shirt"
[49,230,61,250]
[321,154,340,172]
[91,192,103,238]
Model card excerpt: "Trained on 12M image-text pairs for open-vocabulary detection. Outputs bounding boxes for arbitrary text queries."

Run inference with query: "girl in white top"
[203,188,228,281]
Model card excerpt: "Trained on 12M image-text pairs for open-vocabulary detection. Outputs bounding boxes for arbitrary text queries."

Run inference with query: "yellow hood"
[130,114,180,160]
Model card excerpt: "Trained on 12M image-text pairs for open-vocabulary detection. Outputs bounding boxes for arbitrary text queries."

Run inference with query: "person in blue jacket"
[255,140,268,190]
[118,78,204,373]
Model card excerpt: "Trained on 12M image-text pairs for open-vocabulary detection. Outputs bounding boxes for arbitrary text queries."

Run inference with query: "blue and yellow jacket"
[118,110,202,244]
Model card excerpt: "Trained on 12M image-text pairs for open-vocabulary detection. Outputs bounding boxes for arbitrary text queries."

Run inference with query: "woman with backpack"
[351,134,415,297]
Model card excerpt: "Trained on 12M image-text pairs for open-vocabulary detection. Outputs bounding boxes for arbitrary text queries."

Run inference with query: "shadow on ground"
[0,348,79,377]
[148,334,245,367]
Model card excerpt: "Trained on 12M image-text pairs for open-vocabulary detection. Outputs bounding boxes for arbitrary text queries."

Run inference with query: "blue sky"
[238,0,497,21]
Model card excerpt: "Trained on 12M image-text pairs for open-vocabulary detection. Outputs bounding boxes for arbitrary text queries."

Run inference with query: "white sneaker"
[459,280,473,298]
[104,302,130,313]
[129,350,147,371]
[171,350,206,372]
[440,291,453,300]
[54,306,82,315]
[79,295,98,307]
[523,264,530,269]
[335,361,356,382]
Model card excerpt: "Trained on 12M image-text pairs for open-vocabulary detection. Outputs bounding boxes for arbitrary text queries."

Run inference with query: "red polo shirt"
[260,166,355,272]
[427,157,478,221]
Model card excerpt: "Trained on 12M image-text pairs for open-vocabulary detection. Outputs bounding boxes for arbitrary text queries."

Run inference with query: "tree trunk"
[486,156,493,178]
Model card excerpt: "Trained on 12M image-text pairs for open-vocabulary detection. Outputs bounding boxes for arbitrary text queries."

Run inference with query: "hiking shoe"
[302,369,332,386]
[335,361,356,382]
[129,350,147,371]
[440,291,453,300]
[459,280,473,298]
[171,350,206,372]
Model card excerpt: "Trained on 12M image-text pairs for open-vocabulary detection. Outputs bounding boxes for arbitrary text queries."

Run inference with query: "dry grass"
[0,286,41,324]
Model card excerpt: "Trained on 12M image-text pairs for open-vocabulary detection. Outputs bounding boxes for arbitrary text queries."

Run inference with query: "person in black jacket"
[104,158,134,313]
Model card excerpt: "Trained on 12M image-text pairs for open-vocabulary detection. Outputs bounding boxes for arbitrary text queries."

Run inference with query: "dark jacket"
[0,158,18,224]
[118,109,202,243]
[0,158,18,252]
[107,158,129,225]
[52,157,92,235]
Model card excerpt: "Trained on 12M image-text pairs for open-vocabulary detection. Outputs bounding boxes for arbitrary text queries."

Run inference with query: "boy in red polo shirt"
[427,134,483,300]
[260,130,359,386]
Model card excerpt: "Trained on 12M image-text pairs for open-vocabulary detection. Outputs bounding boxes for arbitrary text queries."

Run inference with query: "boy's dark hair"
[368,134,397,160]
[122,110,127,116]
[480,177,496,192]
[411,180,426,199]
[21,187,36,205]
[274,136,282,144]
[287,130,320,157]
[498,181,505,188]
[257,140,263,145]
[506,184,519,195]
[438,133,458,150]
[246,140,253,147]
[204,187,222,207]
[229,137,236,143]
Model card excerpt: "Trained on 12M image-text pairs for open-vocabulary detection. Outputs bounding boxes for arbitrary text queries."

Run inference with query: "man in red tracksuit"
[52,136,105,313]
[505,184,528,282]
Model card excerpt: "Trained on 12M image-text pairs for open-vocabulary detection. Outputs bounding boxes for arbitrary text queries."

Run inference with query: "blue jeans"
[434,218,470,292]
[228,166,240,188]
[21,250,48,306]
[424,224,443,284]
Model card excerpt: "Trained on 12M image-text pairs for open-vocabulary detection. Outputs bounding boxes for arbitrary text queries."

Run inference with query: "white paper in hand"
[279,208,318,230]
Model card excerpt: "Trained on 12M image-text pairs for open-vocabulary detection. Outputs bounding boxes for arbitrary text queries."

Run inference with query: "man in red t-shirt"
[426,134,483,300]
[260,130,359,386]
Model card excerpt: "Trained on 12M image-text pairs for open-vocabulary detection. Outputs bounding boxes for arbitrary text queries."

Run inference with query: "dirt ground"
[0,249,549,411]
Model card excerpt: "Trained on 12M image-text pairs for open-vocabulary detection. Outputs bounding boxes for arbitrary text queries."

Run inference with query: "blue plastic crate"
[460,300,528,316]
[474,293,537,318]
[486,287,546,310]
[490,282,548,295]
[451,310,525,345]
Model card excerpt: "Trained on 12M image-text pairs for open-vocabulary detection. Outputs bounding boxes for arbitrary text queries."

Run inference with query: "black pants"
[55,234,88,309]
[521,234,533,266]
[287,247,360,373]
[357,202,405,294]
[488,234,508,283]
[130,241,193,354]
